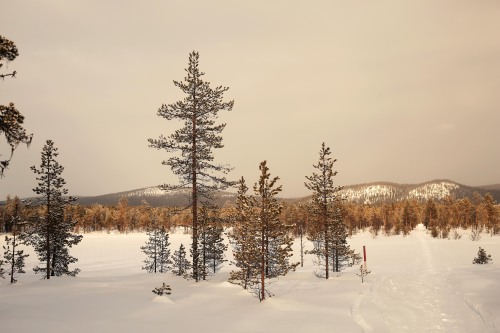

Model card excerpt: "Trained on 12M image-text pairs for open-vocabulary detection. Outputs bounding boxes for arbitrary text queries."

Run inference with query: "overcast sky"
[1,0,499,199]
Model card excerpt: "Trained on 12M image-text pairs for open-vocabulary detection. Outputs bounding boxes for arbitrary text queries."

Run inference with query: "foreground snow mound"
[152,295,174,304]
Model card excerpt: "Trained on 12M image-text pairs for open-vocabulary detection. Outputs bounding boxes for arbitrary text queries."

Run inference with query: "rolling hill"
[72,179,500,207]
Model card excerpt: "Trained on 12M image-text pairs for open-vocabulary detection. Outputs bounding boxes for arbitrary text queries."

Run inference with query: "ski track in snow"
[352,230,491,333]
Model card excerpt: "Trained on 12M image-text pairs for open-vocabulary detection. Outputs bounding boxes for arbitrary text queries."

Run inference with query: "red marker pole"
[363,246,367,270]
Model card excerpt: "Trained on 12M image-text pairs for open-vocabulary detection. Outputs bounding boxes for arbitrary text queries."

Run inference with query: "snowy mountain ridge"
[71,180,499,206]
[340,180,495,204]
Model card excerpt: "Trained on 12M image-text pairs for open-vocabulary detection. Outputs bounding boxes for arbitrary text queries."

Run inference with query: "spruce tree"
[0,35,32,175]
[172,244,191,278]
[26,140,82,279]
[141,208,171,273]
[148,51,234,281]
[305,143,349,278]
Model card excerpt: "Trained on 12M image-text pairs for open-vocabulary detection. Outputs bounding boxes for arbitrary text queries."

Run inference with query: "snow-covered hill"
[72,180,500,207]
[76,187,237,207]
[340,180,500,204]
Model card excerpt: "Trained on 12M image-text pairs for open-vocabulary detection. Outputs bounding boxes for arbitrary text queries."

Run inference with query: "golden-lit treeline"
[0,196,234,234]
[280,192,500,239]
[1,193,498,237]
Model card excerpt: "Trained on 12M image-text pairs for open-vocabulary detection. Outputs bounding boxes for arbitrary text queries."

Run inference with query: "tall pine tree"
[148,51,234,281]
[305,143,349,278]
[26,140,82,279]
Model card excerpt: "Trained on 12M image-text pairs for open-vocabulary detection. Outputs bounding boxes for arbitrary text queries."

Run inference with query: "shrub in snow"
[469,228,482,241]
[348,250,362,267]
[473,247,492,264]
[152,282,172,296]
[451,229,462,240]
[357,265,371,283]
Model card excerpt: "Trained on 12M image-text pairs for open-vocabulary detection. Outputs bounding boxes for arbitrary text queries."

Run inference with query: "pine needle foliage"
[305,143,349,278]
[26,140,82,279]
[0,35,32,176]
[152,282,172,296]
[148,51,234,282]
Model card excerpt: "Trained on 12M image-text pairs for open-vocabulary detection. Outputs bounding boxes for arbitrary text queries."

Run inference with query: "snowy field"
[1,225,500,333]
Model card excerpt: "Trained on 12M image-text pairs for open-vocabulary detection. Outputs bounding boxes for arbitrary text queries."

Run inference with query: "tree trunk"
[261,224,265,301]
[192,110,199,282]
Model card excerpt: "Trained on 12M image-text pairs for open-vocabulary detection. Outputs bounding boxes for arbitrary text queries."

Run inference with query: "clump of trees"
[229,161,298,301]
[338,193,499,238]
[140,203,171,273]
[195,205,227,280]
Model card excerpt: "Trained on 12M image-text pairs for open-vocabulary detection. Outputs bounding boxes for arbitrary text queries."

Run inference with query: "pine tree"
[2,199,29,283]
[141,207,171,273]
[3,235,28,284]
[228,177,260,290]
[229,164,297,301]
[148,51,234,281]
[26,140,82,279]
[254,161,297,300]
[305,143,349,278]
[0,35,32,175]
[172,244,192,278]
[473,247,492,264]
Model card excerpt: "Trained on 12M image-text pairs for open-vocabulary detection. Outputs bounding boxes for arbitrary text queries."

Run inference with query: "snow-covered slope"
[77,187,236,207]
[340,180,498,204]
[72,180,500,207]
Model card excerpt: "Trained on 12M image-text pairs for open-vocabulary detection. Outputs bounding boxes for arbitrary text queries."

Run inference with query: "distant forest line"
[1,191,498,239]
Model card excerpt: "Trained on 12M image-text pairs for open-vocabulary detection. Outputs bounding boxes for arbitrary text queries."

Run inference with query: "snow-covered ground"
[1,226,500,332]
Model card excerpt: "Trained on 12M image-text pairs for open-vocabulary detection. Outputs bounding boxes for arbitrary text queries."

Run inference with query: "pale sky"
[1,0,500,199]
